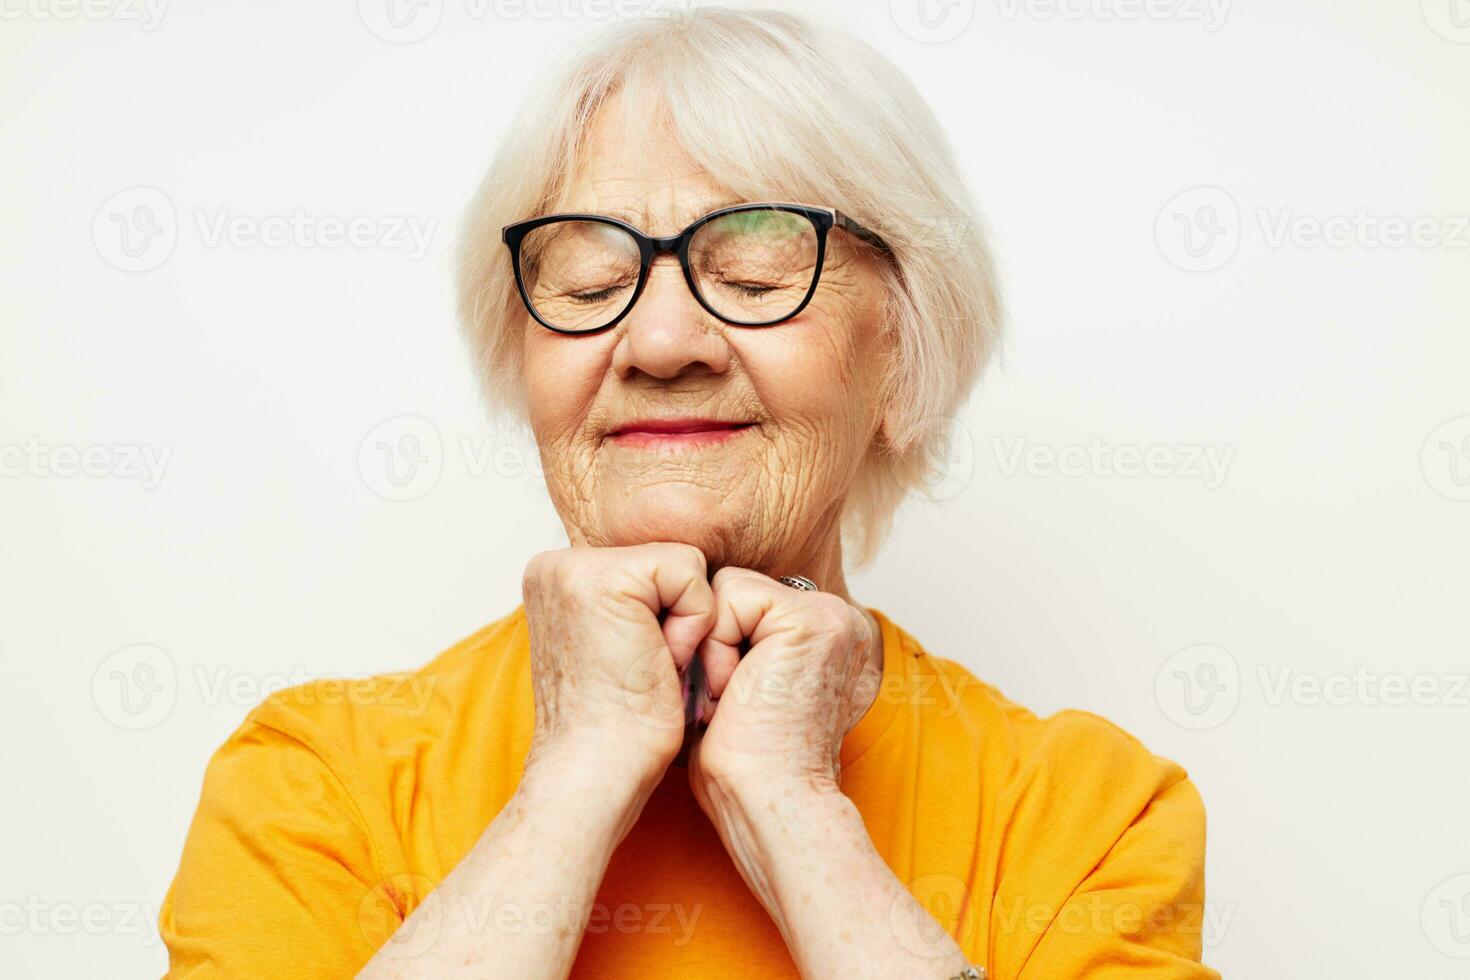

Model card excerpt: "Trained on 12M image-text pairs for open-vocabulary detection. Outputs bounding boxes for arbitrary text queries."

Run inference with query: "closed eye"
[722,281,780,297]
[569,283,630,304]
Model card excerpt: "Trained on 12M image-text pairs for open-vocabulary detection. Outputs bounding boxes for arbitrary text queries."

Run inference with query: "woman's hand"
[520,541,716,795]
[688,566,882,800]
[683,569,975,980]
[361,543,718,980]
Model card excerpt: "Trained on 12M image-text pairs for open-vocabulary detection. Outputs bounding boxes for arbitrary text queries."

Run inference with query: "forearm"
[359,740,654,979]
[705,775,972,980]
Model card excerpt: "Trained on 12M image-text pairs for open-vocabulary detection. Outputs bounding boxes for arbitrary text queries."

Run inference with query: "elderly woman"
[160,8,1214,979]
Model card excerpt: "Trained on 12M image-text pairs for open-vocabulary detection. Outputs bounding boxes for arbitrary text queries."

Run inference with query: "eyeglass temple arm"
[834,210,892,253]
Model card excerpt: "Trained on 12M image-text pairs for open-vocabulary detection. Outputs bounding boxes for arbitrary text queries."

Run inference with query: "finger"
[632,543,716,670]
[700,567,786,698]
[697,632,742,702]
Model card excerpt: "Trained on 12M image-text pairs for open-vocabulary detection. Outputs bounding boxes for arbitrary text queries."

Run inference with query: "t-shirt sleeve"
[158,712,401,979]
[1016,774,1220,979]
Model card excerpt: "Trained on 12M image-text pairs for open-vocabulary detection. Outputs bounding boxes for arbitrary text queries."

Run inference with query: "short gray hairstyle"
[456,4,1003,567]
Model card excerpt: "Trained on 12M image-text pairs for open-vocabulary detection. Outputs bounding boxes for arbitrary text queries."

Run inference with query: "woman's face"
[523,94,889,572]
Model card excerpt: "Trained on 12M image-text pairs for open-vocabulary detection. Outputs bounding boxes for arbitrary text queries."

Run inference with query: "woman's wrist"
[518,733,666,846]
[704,773,972,978]
[701,771,859,924]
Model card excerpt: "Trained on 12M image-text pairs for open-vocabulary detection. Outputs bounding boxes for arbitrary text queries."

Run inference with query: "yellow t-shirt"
[159,606,1218,978]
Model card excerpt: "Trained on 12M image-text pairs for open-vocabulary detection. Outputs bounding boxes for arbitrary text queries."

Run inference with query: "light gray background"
[3,1,1468,976]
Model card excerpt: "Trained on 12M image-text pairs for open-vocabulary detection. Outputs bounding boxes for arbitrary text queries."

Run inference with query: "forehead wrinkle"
[566,181,753,236]
[568,95,776,234]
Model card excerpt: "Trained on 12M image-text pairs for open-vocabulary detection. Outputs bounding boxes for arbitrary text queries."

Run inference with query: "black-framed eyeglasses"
[501,202,889,335]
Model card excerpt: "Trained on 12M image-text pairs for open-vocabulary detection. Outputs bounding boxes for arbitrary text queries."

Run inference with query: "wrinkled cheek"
[762,428,846,518]
[538,440,599,525]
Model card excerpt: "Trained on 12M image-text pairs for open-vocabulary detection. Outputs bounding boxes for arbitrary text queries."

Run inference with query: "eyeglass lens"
[519,208,820,331]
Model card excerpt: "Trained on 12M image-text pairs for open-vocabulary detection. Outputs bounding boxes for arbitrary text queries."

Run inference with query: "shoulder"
[160,615,531,976]
[165,607,533,942]
[232,606,531,778]
[899,631,1206,845]
[900,638,1212,969]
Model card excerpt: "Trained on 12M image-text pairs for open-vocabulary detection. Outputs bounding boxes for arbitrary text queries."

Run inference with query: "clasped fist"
[520,544,881,803]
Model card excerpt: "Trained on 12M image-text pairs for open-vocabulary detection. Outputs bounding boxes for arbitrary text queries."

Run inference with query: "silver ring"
[777,574,819,592]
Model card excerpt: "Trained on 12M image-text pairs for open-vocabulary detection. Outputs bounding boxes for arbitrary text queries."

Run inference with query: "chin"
[598,483,747,564]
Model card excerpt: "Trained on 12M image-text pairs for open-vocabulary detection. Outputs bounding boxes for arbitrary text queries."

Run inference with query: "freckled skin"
[522,91,891,586]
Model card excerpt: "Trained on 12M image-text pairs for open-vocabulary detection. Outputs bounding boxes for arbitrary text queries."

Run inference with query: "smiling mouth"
[606,419,757,448]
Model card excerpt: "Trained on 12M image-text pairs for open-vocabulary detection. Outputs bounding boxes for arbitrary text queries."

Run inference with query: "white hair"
[456,3,1003,567]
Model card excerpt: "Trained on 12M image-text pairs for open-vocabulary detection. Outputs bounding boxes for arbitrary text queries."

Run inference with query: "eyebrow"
[594,198,755,232]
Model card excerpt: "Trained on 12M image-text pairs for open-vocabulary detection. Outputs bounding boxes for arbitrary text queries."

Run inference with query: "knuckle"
[562,545,609,583]
[523,547,600,602]
[682,544,709,579]
[811,595,856,639]
[521,550,557,596]
[660,542,707,579]
[710,565,746,590]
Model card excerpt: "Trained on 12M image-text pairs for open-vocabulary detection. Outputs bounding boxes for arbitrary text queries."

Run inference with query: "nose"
[611,259,731,381]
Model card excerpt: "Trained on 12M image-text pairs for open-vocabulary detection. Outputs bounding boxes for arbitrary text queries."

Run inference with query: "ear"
[872,409,894,454]
[875,406,914,455]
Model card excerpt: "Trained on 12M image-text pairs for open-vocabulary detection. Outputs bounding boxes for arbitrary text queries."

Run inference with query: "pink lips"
[607,418,756,448]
